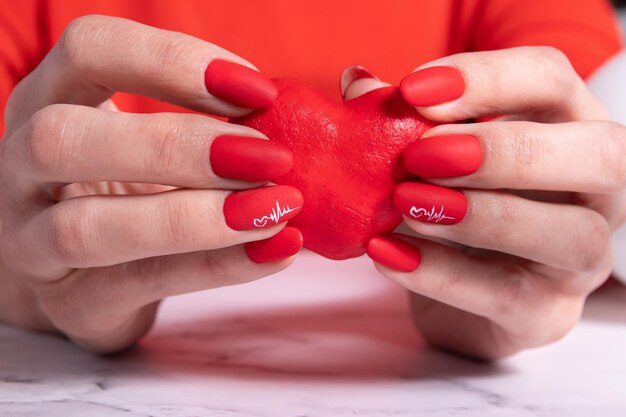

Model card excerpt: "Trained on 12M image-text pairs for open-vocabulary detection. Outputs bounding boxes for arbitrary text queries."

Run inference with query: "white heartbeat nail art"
[409,205,455,223]
[253,201,301,227]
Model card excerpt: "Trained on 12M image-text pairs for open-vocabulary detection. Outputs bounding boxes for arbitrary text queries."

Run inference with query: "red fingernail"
[205,59,278,109]
[394,182,467,225]
[245,227,303,263]
[367,235,421,272]
[210,135,293,181]
[224,185,303,230]
[340,65,378,96]
[400,66,465,107]
[404,134,483,178]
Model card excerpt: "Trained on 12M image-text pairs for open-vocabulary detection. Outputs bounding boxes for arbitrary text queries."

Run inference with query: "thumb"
[340,65,391,101]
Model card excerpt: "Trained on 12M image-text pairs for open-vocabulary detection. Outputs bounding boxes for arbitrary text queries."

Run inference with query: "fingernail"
[394,182,467,225]
[367,235,421,272]
[245,227,303,263]
[404,134,483,178]
[400,66,465,107]
[340,65,378,96]
[205,59,278,109]
[224,185,303,230]
[210,135,293,181]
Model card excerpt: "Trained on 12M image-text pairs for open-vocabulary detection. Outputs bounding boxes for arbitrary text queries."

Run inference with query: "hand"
[342,47,626,360]
[0,15,304,353]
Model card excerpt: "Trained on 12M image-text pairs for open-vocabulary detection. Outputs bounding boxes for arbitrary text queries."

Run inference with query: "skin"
[0,15,296,353]
[343,47,626,360]
[1,16,623,359]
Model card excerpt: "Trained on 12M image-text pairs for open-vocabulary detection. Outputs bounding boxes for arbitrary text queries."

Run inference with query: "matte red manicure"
[400,66,465,107]
[224,185,303,230]
[394,182,467,225]
[205,59,278,109]
[245,227,303,263]
[366,235,421,272]
[210,135,293,181]
[403,134,483,178]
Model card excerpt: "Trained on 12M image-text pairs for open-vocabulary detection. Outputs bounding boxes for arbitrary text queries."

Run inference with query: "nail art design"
[223,185,304,231]
[394,182,467,225]
[253,201,302,227]
[409,205,455,223]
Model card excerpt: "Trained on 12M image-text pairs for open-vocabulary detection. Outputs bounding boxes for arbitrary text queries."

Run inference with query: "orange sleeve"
[0,0,50,136]
[460,0,624,79]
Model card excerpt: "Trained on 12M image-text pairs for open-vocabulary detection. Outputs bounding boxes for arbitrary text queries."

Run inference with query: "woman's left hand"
[342,46,626,360]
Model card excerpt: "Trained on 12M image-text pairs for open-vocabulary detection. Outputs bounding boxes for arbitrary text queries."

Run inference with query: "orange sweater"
[0,0,623,134]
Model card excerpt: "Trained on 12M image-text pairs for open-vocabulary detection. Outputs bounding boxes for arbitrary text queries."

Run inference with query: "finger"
[340,65,391,100]
[399,46,608,123]
[402,120,626,194]
[393,183,612,274]
[42,239,300,353]
[2,105,293,197]
[126,239,299,305]
[102,229,301,309]
[365,234,590,346]
[5,15,276,132]
[12,185,303,276]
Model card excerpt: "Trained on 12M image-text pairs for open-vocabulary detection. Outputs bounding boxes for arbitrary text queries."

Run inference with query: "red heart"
[233,78,434,260]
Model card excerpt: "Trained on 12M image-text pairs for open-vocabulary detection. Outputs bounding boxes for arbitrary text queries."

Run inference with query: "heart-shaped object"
[233,78,434,260]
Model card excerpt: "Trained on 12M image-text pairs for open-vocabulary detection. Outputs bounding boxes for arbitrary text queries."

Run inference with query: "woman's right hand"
[0,15,303,353]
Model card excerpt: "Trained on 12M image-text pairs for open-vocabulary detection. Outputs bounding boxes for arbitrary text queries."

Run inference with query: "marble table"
[1,250,625,416]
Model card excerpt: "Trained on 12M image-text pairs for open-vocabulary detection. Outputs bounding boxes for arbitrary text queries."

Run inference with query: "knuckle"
[599,121,626,191]
[435,255,465,293]
[525,295,583,345]
[536,46,572,70]
[48,200,93,266]
[536,46,575,79]
[573,211,610,272]
[143,115,188,177]
[485,194,518,243]
[524,46,584,110]
[25,105,93,180]
[195,250,234,286]
[194,248,260,288]
[125,256,170,295]
[57,15,105,69]
[23,105,70,175]
[508,124,543,181]
[145,33,192,84]
[510,134,535,179]
[548,300,582,342]
[142,114,212,185]
[160,196,199,246]
[469,54,505,114]
[532,46,581,102]
[490,266,532,317]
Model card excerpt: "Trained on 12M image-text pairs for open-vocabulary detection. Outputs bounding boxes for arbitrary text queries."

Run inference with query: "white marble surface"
[0,250,625,416]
